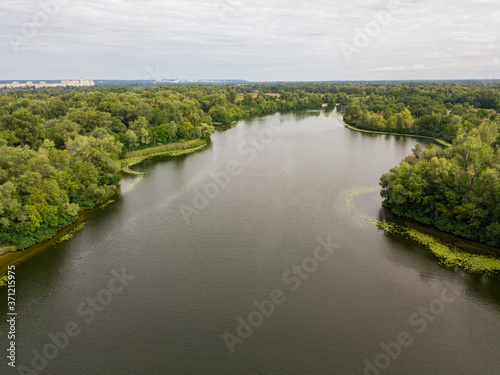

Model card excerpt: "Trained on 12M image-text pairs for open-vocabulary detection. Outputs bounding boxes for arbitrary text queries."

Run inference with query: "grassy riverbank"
[121,139,208,175]
[342,121,452,147]
[0,139,208,273]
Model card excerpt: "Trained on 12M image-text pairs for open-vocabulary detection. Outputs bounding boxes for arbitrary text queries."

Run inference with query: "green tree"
[0,109,45,149]
[125,129,138,147]
[401,108,413,130]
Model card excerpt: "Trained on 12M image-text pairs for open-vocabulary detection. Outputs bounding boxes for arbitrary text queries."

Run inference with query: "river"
[1,110,500,374]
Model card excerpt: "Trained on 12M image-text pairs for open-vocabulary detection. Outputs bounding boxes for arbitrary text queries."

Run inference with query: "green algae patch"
[0,273,7,287]
[378,221,500,272]
[342,187,380,229]
[56,223,86,244]
[100,199,115,209]
[344,186,500,273]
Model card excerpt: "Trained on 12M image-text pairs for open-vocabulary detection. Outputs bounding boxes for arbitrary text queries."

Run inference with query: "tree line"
[0,84,325,249]
[1,81,499,250]
[341,83,500,247]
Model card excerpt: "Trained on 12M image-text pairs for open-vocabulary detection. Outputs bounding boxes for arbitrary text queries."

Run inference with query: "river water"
[1,110,500,374]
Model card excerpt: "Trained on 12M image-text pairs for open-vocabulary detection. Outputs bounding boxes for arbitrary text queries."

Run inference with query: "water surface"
[1,111,500,375]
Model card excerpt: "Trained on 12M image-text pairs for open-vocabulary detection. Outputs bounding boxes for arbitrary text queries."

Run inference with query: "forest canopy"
[340,82,500,247]
[0,83,325,249]
[1,81,499,249]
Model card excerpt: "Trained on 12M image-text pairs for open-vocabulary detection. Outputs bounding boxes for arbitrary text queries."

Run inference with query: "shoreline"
[342,121,452,147]
[0,139,208,273]
[0,113,488,274]
[346,187,500,272]
[0,191,117,275]
[340,117,500,271]
[121,139,208,175]
[380,204,500,258]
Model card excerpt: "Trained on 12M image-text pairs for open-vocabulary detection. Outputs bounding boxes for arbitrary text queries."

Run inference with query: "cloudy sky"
[1,0,499,81]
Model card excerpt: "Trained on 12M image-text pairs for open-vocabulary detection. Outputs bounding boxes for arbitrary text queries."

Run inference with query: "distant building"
[0,78,95,90]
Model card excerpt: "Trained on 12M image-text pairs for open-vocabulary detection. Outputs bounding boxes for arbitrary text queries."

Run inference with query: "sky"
[0,0,499,81]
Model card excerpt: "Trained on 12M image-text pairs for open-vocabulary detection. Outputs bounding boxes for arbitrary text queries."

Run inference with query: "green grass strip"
[342,122,452,147]
[121,139,207,175]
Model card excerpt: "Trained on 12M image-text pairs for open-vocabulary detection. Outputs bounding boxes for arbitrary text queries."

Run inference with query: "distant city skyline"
[3,76,439,83]
[0,78,94,89]
[1,0,499,81]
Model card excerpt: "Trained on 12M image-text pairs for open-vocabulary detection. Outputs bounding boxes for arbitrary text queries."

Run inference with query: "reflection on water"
[1,110,499,375]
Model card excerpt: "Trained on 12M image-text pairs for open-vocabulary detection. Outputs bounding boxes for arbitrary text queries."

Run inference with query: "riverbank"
[342,121,452,147]
[378,219,500,272]
[340,117,500,272]
[0,245,15,256]
[379,217,500,272]
[0,191,117,275]
[121,139,208,175]
[344,187,500,272]
[0,139,208,274]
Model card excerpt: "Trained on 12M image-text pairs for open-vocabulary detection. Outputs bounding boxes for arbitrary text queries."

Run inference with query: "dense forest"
[341,83,500,141]
[0,84,325,249]
[1,81,499,251]
[341,83,500,247]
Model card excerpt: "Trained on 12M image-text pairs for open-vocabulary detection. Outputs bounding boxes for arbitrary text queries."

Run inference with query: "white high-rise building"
[0,78,95,90]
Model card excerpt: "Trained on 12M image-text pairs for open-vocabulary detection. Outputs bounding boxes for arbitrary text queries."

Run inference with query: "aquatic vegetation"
[100,199,115,209]
[0,273,7,287]
[345,187,500,273]
[343,187,380,229]
[56,223,86,244]
[378,221,500,272]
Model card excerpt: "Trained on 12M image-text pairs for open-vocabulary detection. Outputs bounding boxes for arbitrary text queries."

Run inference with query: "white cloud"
[423,51,451,60]
[459,44,498,58]
[0,0,499,80]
